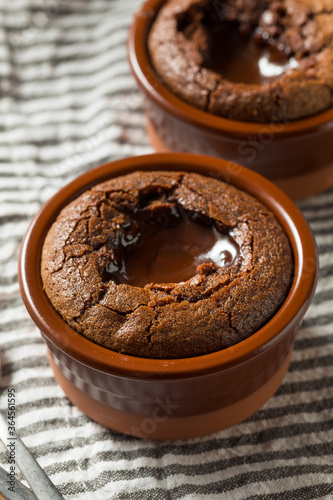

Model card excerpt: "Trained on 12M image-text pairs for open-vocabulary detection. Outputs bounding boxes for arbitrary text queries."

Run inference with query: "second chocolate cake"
[41,170,293,358]
[148,0,333,122]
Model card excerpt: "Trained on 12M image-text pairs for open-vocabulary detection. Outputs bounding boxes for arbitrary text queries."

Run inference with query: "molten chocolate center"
[207,27,298,85]
[110,221,238,287]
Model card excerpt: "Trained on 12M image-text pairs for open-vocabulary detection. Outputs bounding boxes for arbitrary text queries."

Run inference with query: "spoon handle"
[0,464,36,500]
[0,412,64,500]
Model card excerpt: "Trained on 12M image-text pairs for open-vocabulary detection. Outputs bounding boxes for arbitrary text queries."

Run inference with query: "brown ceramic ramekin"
[19,153,318,440]
[128,0,333,200]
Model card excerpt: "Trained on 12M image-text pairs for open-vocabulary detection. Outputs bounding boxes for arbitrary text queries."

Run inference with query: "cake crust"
[41,171,293,358]
[148,0,333,122]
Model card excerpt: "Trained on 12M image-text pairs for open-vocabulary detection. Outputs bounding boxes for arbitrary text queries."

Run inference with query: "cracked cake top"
[41,170,293,359]
[148,0,333,122]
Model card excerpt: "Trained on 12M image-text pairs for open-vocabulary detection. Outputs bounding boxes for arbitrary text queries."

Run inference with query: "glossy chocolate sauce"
[109,221,238,287]
[206,27,298,84]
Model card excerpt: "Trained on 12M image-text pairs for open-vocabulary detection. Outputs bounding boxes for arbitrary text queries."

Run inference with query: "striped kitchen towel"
[0,0,333,499]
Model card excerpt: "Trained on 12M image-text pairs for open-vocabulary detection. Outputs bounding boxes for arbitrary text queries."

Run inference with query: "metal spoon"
[0,350,65,500]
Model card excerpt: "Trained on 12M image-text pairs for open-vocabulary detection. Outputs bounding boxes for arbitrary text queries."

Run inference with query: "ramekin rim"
[18,153,318,378]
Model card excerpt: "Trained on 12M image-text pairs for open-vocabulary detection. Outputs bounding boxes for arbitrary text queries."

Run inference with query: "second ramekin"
[128,0,333,200]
